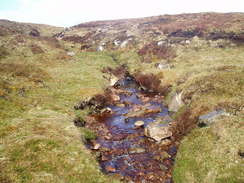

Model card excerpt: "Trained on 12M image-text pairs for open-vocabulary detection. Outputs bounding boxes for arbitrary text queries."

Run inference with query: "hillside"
[0,13,243,183]
[58,13,244,51]
[0,19,63,37]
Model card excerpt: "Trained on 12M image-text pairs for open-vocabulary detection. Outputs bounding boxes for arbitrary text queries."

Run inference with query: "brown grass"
[138,42,176,62]
[30,44,44,54]
[0,46,9,59]
[0,63,50,82]
[101,64,128,77]
[134,72,170,94]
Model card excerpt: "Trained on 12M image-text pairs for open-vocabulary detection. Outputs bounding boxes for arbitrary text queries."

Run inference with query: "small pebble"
[134,121,145,128]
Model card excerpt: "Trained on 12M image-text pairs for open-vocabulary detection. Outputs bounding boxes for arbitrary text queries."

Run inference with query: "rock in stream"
[83,76,177,183]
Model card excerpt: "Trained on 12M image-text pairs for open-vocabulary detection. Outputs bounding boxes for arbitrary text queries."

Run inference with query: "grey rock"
[155,63,171,70]
[92,143,101,150]
[157,40,166,46]
[144,119,172,142]
[120,40,129,48]
[111,94,120,102]
[67,51,75,56]
[134,120,145,128]
[101,107,113,113]
[113,40,121,46]
[168,92,184,112]
[109,76,119,86]
[198,110,230,127]
[97,45,104,51]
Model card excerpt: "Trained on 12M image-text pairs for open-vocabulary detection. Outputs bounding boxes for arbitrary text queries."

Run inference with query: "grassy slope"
[0,15,244,183]
[0,35,120,183]
[117,42,244,182]
[0,19,63,36]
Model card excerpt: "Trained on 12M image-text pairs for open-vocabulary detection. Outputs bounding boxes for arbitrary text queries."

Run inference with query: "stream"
[84,76,177,183]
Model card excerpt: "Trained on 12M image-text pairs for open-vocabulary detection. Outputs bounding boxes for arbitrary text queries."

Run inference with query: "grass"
[113,39,244,183]
[0,23,243,183]
[0,35,120,183]
[173,115,244,183]
[81,128,97,142]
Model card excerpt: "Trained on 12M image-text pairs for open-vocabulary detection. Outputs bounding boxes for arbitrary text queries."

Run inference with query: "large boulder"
[144,118,172,142]
[168,92,184,112]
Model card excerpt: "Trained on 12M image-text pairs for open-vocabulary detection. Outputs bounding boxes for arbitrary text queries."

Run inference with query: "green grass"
[81,128,97,142]
[0,35,120,183]
[113,41,244,183]
[0,30,243,183]
[173,115,244,183]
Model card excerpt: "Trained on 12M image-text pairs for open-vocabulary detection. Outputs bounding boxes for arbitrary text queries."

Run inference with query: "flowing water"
[86,77,177,183]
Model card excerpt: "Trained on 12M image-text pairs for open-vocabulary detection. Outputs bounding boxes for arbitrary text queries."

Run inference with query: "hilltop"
[59,13,244,50]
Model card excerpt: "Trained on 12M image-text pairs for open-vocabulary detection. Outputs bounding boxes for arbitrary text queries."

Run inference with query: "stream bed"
[83,77,177,183]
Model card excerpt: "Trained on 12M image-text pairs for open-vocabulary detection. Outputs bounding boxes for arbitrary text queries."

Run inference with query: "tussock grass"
[0,36,120,182]
[112,42,244,183]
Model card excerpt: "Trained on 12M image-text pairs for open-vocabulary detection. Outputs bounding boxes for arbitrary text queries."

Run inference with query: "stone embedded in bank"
[168,92,184,112]
[198,110,230,127]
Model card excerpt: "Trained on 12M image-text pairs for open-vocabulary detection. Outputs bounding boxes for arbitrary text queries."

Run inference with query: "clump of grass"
[101,64,127,77]
[0,63,50,82]
[30,44,44,54]
[0,46,9,59]
[82,128,97,142]
[134,72,170,94]
[138,42,176,62]
[39,36,62,49]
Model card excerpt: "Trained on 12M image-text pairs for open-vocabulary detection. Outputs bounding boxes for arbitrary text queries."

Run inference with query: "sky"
[0,0,243,27]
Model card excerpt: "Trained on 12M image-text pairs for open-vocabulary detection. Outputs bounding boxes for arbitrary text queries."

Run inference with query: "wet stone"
[111,94,120,101]
[129,147,146,154]
[134,121,145,128]
[92,143,101,150]
[144,120,172,142]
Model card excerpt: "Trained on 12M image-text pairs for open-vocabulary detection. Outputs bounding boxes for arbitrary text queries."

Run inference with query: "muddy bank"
[75,74,181,183]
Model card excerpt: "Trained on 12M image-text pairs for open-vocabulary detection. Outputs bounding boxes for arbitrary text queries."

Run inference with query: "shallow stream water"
[86,77,177,183]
